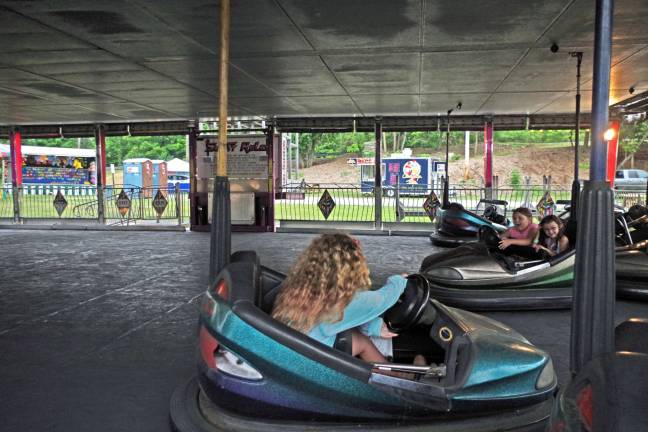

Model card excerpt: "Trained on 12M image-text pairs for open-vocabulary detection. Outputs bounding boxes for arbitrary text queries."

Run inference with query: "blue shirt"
[307,275,408,347]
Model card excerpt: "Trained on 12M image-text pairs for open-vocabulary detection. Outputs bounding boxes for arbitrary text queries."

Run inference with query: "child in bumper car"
[272,233,425,367]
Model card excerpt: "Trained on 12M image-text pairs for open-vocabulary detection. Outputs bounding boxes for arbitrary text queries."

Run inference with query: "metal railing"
[0,184,190,225]
[274,181,648,225]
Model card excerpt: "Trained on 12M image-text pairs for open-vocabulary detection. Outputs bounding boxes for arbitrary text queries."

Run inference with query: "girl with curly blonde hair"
[272,233,409,363]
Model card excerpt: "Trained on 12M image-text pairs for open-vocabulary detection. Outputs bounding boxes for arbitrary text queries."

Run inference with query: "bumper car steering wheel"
[479,225,501,249]
[384,274,436,333]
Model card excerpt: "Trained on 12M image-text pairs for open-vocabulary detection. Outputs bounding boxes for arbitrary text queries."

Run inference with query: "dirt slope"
[301,146,590,187]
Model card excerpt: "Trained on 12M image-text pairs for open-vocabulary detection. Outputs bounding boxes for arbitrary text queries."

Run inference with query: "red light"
[577,384,594,431]
[199,326,219,369]
[213,279,228,300]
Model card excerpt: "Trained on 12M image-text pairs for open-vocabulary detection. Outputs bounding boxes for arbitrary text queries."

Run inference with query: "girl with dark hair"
[534,215,569,257]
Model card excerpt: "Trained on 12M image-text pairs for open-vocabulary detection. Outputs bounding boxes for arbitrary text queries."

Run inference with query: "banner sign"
[196,136,268,180]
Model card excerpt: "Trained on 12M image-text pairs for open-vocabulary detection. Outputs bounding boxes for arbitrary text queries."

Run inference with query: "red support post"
[99,129,107,186]
[484,120,494,188]
[94,125,107,224]
[605,120,620,187]
[9,129,22,187]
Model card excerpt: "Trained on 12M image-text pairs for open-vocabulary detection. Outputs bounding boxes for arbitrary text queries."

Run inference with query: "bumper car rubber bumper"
[429,232,477,248]
[427,284,573,311]
[170,377,554,432]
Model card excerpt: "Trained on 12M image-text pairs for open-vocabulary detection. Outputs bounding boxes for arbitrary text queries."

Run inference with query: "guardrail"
[0,184,189,225]
[274,182,648,225]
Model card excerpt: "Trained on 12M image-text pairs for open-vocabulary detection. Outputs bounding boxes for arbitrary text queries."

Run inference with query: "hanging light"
[604,127,616,141]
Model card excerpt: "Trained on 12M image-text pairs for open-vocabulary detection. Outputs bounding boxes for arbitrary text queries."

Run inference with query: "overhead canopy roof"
[0,0,647,127]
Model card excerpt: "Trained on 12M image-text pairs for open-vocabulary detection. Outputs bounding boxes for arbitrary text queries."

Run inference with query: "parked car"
[615,169,648,190]
[168,174,190,192]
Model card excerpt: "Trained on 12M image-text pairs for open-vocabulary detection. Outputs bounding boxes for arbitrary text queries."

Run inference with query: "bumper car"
[429,200,511,248]
[548,319,648,431]
[616,204,648,245]
[170,251,557,432]
[420,224,648,310]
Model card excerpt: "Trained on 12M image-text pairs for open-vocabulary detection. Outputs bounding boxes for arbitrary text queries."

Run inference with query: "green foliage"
[23,137,95,149]
[450,153,461,162]
[620,120,648,155]
[510,169,522,189]
[23,136,187,165]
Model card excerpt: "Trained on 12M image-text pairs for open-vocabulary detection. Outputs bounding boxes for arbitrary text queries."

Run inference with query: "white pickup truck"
[615,169,648,190]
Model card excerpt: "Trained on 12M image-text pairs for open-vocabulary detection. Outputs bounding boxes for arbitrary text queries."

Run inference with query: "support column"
[265,125,275,232]
[571,51,584,219]
[606,120,620,187]
[188,128,198,229]
[484,120,494,199]
[9,128,22,223]
[570,0,615,376]
[94,125,106,224]
[464,131,470,180]
[209,0,231,284]
[374,118,383,229]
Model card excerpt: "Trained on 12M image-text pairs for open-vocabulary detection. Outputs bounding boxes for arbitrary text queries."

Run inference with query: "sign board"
[423,191,441,221]
[126,166,140,174]
[196,136,268,180]
[53,190,68,217]
[347,157,375,166]
[110,163,115,174]
[536,191,555,217]
[152,190,168,216]
[317,189,336,220]
[116,190,132,217]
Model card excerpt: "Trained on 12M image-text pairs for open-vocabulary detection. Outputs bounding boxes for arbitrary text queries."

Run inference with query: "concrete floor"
[1,229,647,432]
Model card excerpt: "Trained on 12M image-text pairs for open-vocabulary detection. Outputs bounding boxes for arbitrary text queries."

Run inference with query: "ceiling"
[0,0,647,126]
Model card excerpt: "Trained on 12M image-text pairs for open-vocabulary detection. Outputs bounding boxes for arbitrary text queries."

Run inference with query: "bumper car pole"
[208,0,232,285]
[570,51,583,220]
[570,0,615,376]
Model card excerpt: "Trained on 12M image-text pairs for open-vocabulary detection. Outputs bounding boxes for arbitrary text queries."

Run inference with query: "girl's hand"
[498,239,512,249]
[380,322,398,338]
[533,244,541,251]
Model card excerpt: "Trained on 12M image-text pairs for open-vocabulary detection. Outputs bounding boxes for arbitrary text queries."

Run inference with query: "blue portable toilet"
[150,160,168,195]
[123,158,153,197]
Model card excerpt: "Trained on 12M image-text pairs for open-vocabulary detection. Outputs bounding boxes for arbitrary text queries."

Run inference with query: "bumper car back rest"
[232,301,372,381]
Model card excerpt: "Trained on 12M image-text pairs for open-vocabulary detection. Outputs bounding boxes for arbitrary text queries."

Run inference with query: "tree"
[618,119,648,169]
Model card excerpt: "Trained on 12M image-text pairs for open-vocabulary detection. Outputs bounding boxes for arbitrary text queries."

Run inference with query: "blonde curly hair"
[271,233,371,332]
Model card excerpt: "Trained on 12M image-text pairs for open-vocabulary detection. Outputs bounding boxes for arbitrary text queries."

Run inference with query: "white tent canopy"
[167,158,189,173]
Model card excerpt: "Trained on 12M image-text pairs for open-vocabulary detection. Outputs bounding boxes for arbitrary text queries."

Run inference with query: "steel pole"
[442,111,451,206]
[571,52,583,220]
[374,118,383,229]
[209,0,231,284]
[570,0,615,376]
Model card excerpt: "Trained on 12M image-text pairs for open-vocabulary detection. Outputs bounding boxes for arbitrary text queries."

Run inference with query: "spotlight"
[550,43,559,53]
[629,86,636,94]
[456,102,462,110]
[604,128,616,141]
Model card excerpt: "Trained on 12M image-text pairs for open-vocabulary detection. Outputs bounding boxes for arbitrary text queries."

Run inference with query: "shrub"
[510,169,522,190]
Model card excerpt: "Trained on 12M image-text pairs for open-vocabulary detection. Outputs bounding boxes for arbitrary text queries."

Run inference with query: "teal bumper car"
[171,252,557,431]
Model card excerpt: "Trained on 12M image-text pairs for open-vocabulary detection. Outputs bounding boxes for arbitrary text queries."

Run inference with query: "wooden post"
[209,0,232,284]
